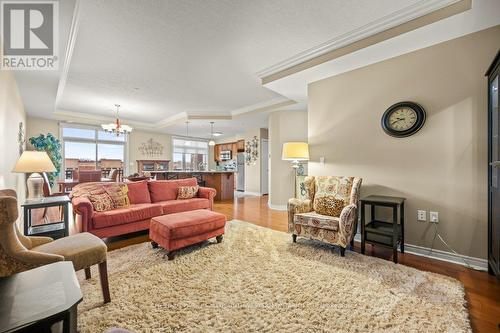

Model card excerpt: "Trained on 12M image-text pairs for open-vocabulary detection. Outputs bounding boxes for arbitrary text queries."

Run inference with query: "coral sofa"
[288,176,362,256]
[71,178,216,238]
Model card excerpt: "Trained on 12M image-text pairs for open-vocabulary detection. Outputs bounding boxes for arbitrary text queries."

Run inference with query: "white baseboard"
[268,202,287,211]
[353,234,487,271]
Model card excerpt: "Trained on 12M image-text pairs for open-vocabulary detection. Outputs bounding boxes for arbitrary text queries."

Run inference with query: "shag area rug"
[78,220,471,333]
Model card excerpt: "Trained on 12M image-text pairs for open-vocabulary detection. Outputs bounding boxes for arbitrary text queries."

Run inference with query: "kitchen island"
[160,171,234,202]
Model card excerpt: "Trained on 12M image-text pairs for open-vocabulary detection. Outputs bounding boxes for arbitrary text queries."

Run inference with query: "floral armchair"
[288,176,362,256]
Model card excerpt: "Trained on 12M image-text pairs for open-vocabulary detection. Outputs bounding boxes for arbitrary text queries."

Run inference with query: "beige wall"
[128,130,173,173]
[26,116,60,146]
[269,110,308,207]
[0,69,26,209]
[308,26,500,259]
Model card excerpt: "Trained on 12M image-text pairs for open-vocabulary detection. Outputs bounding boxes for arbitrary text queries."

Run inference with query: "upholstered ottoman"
[149,209,226,260]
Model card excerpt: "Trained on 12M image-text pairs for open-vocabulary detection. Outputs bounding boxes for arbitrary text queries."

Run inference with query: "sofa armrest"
[287,198,312,233]
[198,187,217,210]
[72,196,94,232]
[338,204,358,248]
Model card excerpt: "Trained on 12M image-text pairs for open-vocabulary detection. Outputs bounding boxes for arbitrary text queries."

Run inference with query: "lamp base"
[27,172,44,199]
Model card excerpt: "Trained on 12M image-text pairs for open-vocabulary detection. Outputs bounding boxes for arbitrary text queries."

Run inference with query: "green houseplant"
[28,133,62,187]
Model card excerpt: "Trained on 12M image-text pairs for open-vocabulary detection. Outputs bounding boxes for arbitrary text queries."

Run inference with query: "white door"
[261,139,269,195]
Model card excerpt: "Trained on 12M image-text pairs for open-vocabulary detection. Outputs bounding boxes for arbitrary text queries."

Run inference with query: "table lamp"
[12,151,56,199]
[282,142,309,197]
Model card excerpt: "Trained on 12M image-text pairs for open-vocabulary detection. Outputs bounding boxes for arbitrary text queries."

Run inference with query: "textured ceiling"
[19,0,423,137]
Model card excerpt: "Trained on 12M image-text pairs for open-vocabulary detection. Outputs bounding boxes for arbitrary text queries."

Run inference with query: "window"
[61,124,128,178]
[172,138,208,171]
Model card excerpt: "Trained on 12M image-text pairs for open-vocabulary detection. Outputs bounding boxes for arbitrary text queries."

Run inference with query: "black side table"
[360,195,406,263]
[22,196,71,239]
[0,262,82,333]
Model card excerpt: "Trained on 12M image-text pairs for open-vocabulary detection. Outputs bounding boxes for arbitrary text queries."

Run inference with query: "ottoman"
[149,209,226,260]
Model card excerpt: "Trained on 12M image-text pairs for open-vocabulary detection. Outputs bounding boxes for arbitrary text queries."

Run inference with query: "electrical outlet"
[430,211,439,223]
[417,210,427,221]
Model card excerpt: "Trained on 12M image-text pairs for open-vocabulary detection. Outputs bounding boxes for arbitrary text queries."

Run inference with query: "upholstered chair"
[0,189,111,303]
[0,189,61,277]
[288,176,362,256]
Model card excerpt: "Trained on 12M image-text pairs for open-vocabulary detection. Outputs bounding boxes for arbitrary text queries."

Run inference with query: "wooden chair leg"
[98,261,111,303]
[84,267,91,280]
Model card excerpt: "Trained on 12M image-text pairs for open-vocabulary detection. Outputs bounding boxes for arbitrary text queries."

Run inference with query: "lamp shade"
[282,142,309,161]
[12,151,56,173]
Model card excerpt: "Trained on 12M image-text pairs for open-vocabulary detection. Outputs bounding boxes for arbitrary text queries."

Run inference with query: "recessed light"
[213,132,223,136]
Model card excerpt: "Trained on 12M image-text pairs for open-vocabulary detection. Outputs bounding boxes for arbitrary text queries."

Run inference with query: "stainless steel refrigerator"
[236,153,245,191]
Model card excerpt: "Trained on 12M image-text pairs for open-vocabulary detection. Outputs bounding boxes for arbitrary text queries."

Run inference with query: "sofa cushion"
[148,178,198,202]
[103,183,130,208]
[88,192,115,212]
[157,198,210,214]
[127,180,151,204]
[92,203,163,229]
[177,185,199,199]
[294,212,339,231]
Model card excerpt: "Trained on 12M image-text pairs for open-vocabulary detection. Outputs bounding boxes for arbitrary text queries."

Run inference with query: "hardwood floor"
[104,195,500,333]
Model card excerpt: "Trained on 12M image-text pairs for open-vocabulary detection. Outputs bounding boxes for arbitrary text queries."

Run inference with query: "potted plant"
[28,133,62,187]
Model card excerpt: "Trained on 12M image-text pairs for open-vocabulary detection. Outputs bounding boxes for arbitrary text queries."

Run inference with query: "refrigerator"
[236,153,245,191]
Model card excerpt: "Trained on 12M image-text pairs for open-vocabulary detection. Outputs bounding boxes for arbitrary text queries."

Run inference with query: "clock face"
[388,108,417,131]
[381,102,426,137]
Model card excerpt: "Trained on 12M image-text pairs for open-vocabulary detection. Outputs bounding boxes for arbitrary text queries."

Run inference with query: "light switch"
[430,211,439,223]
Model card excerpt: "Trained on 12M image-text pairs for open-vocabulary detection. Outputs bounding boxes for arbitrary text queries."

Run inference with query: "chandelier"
[208,122,215,146]
[101,104,133,136]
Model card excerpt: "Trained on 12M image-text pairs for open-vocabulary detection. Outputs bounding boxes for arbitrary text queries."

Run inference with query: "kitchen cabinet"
[214,142,238,162]
[236,140,245,152]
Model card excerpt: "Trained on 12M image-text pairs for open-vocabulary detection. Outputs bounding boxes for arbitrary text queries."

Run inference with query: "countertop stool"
[32,232,111,303]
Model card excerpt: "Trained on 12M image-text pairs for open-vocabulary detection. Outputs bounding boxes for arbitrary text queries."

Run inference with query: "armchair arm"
[28,236,53,248]
[11,249,64,266]
[72,196,94,232]
[287,198,312,233]
[198,187,217,210]
[338,204,358,248]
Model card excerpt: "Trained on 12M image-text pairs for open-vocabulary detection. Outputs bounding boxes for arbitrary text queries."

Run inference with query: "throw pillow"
[177,185,199,199]
[104,184,130,208]
[313,195,345,217]
[126,180,151,204]
[88,192,114,212]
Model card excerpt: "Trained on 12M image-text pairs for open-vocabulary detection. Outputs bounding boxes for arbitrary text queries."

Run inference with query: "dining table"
[57,178,113,193]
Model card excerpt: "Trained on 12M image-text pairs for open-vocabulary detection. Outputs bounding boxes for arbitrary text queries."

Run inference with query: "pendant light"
[101,104,133,136]
[208,122,215,146]
[185,121,191,145]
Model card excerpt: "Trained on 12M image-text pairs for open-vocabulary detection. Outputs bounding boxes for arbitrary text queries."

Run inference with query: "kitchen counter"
[159,170,234,201]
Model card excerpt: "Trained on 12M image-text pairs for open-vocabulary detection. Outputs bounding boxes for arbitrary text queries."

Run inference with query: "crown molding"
[256,0,464,80]
[55,0,81,108]
[230,97,296,117]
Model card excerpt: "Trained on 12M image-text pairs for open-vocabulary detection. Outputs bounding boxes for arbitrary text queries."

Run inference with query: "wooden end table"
[22,196,71,240]
[360,195,406,263]
[0,262,82,333]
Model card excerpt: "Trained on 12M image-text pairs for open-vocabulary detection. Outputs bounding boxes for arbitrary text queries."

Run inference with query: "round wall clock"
[381,101,426,137]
